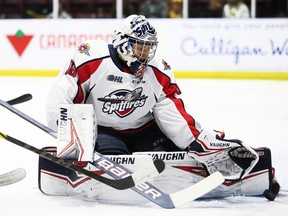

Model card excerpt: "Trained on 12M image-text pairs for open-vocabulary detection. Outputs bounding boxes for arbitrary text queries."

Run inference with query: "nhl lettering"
[98,87,147,118]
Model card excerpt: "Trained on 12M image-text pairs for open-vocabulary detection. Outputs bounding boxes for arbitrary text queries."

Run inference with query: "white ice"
[0,77,287,216]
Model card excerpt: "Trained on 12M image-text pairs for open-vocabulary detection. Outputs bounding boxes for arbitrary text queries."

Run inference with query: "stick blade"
[170,171,225,207]
[0,168,26,187]
[6,94,33,105]
[130,159,165,186]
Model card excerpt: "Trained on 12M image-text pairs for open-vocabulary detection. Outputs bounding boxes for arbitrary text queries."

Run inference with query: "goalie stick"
[0,168,26,187]
[0,96,224,208]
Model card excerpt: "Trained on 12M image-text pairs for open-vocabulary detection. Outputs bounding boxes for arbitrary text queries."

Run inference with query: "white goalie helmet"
[112,14,158,75]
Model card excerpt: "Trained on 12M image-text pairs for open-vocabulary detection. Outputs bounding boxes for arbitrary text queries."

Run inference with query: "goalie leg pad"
[38,149,279,202]
[38,147,69,196]
[57,104,97,161]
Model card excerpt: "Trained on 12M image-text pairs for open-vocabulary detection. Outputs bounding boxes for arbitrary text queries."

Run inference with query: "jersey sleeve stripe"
[172,98,200,138]
[153,67,200,138]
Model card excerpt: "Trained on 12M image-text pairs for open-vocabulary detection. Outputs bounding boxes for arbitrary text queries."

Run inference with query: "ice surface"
[0,77,287,215]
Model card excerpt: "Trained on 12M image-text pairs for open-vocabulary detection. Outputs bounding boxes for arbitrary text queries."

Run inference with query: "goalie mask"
[112,14,158,77]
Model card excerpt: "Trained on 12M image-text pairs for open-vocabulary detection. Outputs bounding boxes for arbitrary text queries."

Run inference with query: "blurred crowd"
[0,0,287,19]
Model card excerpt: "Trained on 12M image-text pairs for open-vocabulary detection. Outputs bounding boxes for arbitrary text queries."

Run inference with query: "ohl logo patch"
[98,87,148,118]
[7,30,33,57]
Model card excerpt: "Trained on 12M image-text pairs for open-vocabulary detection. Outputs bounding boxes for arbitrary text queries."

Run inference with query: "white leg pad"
[57,104,97,161]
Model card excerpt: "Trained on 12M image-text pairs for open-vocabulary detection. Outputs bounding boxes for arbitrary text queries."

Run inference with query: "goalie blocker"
[38,147,280,204]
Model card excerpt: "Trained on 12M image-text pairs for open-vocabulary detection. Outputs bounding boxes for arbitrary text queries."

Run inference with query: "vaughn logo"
[98,87,147,118]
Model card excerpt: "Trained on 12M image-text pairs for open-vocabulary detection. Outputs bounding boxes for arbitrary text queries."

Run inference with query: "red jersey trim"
[73,58,105,103]
[152,67,200,138]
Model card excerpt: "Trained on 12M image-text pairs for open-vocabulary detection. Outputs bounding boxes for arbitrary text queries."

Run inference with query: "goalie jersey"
[46,40,200,150]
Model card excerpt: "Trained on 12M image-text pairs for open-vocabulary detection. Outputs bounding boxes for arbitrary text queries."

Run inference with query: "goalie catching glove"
[187,128,259,181]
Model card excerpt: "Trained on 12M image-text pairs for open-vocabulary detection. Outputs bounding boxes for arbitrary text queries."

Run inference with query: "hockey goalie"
[39,14,280,206]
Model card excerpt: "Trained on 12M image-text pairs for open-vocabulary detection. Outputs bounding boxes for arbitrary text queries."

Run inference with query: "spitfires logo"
[98,87,147,118]
[131,16,156,39]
